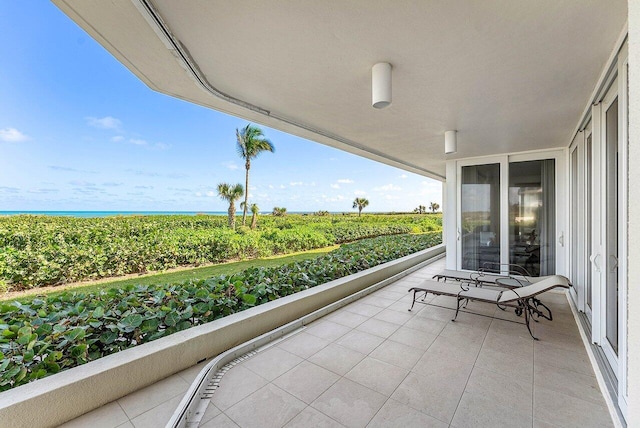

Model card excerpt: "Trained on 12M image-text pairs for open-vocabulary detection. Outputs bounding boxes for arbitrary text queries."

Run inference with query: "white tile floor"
[62,259,614,428]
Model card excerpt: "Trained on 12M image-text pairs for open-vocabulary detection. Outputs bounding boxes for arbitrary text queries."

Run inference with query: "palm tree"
[217,183,244,229]
[241,202,260,229]
[272,207,287,217]
[250,203,260,229]
[352,198,369,217]
[429,202,440,213]
[236,124,275,226]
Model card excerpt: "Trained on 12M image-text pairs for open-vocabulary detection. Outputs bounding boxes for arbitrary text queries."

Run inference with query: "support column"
[444,160,457,270]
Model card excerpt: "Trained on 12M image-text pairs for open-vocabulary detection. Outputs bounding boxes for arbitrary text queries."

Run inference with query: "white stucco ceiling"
[53,0,627,179]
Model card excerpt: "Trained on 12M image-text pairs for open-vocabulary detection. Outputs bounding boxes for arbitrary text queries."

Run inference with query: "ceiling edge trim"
[131,0,445,181]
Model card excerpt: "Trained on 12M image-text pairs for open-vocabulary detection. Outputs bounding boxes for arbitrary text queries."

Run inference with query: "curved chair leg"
[523,301,539,340]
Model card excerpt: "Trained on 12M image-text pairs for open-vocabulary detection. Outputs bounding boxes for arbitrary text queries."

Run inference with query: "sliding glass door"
[568,123,593,324]
[603,86,619,366]
[508,160,556,276]
[586,132,593,319]
[458,155,558,276]
[460,164,501,272]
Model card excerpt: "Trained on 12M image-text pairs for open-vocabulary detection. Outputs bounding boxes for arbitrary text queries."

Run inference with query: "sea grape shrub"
[0,233,441,390]
[0,214,442,289]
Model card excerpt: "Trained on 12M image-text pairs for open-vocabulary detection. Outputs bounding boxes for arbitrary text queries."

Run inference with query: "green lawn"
[6,245,338,303]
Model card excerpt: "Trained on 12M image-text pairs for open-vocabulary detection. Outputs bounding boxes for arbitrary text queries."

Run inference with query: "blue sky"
[0,3,442,213]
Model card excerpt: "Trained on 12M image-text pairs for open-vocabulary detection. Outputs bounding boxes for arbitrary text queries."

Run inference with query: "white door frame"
[585,121,594,323]
[568,133,585,311]
[617,42,629,416]
[456,156,507,273]
[454,150,566,276]
[591,99,604,348]
[597,78,619,375]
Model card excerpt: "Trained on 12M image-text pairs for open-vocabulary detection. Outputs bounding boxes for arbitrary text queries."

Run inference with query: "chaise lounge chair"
[408,275,571,340]
[433,262,572,288]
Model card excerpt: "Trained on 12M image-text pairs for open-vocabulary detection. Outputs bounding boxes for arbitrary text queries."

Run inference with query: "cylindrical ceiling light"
[445,130,457,154]
[372,62,392,109]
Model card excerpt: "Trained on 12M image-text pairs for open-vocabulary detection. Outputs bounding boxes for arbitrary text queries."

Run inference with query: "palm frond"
[217,182,244,201]
[236,124,275,161]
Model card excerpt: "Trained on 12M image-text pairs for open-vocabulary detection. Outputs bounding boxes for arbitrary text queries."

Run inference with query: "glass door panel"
[570,149,579,286]
[461,164,501,272]
[586,134,593,314]
[508,160,556,276]
[606,98,619,355]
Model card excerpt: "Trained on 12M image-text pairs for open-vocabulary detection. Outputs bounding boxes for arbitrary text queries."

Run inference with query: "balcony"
[60,259,613,428]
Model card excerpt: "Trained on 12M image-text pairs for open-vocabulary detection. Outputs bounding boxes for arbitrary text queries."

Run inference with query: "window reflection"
[461,164,500,272]
[508,159,555,276]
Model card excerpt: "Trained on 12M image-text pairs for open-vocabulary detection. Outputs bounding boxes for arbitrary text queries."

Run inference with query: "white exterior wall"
[627,1,640,425]
[444,160,457,270]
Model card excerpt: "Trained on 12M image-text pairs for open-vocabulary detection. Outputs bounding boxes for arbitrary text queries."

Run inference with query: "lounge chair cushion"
[497,275,570,303]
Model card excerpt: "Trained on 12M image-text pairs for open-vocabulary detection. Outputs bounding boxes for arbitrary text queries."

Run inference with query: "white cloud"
[69,180,96,186]
[279,184,286,189]
[0,186,20,193]
[111,136,125,142]
[399,174,408,179]
[223,161,239,170]
[330,183,340,189]
[86,116,122,130]
[0,127,28,142]
[289,181,316,187]
[268,185,274,189]
[322,194,346,202]
[374,184,401,191]
[354,190,367,196]
[206,191,215,197]
[28,188,59,194]
[48,165,96,173]
[126,169,187,179]
[195,192,203,197]
[129,138,148,146]
[337,179,353,184]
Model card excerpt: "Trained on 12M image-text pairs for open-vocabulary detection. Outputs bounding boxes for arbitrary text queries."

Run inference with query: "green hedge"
[0,214,441,289]
[0,232,441,391]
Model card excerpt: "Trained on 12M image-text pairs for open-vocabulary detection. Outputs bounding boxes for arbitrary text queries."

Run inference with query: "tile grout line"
[115,400,131,426]
[532,321,536,428]
[447,316,491,427]
[225,264,446,427]
[240,278,411,427]
[365,301,452,425]
[209,330,309,422]
[327,286,415,427]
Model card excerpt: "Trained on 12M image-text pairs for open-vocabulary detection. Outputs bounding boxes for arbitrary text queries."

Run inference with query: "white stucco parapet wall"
[0,244,445,428]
